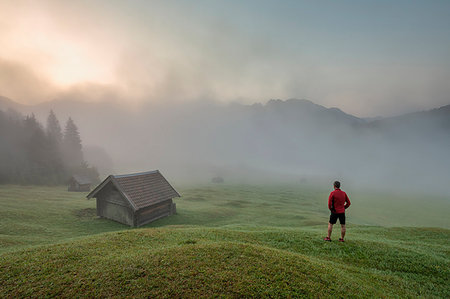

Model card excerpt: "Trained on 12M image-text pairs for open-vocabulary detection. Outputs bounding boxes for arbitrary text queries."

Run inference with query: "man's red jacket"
[328,188,351,214]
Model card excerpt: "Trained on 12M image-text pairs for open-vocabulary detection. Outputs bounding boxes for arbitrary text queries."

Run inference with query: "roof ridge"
[113,170,159,178]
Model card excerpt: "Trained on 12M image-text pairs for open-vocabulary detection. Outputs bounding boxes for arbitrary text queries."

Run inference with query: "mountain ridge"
[1,94,449,121]
[0,95,450,123]
[1,95,449,194]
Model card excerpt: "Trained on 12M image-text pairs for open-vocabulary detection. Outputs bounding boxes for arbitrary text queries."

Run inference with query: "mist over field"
[1,1,449,196]
[1,96,449,195]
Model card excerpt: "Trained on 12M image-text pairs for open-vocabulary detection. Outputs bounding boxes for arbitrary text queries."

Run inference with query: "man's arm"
[328,193,333,210]
[345,193,351,209]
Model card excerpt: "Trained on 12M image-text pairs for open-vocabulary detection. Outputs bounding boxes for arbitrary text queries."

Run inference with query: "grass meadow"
[0,183,449,297]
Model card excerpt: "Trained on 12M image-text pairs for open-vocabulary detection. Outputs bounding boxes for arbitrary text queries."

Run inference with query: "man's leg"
[327,223,333,238]
[341,224,346,239]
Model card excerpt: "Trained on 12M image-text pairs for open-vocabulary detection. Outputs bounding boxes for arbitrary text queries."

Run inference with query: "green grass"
[155,184,450,228]
[1,227,448,297]
[0,185,126,252]
[0,184,449,297]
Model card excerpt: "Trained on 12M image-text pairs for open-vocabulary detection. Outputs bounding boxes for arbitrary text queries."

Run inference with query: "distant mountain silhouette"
[2,95,448,129]
[265,98,365,125]
[373,104,450,128]
[0,96,25,111]
[1,95,449,193]
[366,104,450,143]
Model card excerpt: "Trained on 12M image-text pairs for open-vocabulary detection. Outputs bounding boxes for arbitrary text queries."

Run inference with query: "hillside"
[0,184,449,297]
[1,184,449,254]
[1,226,448,297]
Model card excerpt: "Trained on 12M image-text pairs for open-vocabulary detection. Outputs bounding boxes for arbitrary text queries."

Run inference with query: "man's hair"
[334,181,341,188]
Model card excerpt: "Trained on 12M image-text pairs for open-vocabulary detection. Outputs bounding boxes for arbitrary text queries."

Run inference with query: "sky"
[1,0,450,117]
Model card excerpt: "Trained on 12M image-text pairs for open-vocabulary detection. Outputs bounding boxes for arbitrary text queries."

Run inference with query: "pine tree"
[0,110,99,185]
[23,114,48,184]
[62,117,84,170]
[45,110,65,184]
[46,110,62,145]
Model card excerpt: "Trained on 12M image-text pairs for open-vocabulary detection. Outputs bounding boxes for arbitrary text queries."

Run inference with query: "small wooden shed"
[68,175,91,192]
[86,170,180,227]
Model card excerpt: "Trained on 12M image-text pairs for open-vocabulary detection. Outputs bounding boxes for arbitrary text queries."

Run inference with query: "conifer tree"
[45,110,65,183]
[46,110,63,145]
[23,114,48,184]
[62,117,84,169]
[0,110,99,185]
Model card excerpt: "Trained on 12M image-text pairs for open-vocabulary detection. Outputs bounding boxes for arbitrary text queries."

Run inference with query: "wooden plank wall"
[137,199,174,226]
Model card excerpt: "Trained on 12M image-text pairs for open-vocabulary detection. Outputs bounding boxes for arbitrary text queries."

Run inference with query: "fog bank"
[2,97,448,195]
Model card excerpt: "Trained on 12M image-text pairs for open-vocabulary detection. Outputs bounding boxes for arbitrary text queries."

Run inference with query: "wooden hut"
[86,170,180,227]
[68,175,91,192]
[211,176,224,183]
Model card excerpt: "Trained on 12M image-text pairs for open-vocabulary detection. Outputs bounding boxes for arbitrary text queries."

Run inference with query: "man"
[324,181,351,242]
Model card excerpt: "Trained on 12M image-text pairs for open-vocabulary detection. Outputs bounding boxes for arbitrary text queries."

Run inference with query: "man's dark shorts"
[329,213,346,225]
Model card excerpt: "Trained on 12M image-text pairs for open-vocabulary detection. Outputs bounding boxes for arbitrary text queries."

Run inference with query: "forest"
[0,109,98,185]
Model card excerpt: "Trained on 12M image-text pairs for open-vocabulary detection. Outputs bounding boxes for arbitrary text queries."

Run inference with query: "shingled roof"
[87,170,180,210]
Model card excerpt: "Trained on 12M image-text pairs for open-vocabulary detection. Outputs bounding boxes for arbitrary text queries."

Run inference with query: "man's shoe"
[324,237,331,242]
[338,238,345,242]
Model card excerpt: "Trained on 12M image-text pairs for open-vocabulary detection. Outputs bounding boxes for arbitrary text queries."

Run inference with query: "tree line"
[0,109,99,185]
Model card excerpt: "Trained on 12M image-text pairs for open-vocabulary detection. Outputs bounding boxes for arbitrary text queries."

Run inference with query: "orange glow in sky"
[1,2,117,88]
[1,0,449,116]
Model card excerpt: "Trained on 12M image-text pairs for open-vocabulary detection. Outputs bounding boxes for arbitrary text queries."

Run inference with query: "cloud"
[1,1,449,116]
[0,59,57,104]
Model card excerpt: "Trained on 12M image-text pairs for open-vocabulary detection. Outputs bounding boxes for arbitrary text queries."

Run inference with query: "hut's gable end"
[96,182,131,208]
[97,200,134,226]
[95,181,134,226]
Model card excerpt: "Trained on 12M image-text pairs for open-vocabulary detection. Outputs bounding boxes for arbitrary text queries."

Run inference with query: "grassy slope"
[0,185,126,252]
[0,227,448,297]
[0,184,449,297]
